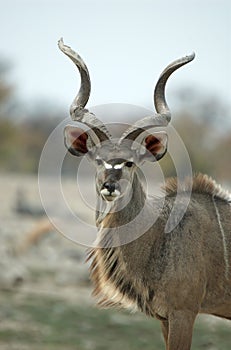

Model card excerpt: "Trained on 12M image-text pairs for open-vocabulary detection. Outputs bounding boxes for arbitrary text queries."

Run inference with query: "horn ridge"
[154,52,195,120]
[58,38,91,112]
[120,53,195,141]
[58,38,111,142]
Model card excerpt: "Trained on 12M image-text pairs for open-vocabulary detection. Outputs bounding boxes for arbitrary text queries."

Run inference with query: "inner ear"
[141,131,168,162]
[64,125,89,156]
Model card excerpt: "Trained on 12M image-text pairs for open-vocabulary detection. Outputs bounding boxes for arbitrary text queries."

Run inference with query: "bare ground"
[0,173,231,349]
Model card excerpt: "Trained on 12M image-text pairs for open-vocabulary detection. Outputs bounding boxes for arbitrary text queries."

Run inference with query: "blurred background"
[0,0,231,349]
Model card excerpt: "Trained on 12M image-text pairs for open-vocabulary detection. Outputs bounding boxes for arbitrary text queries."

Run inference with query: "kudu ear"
[64,125,90,157]
[138,131,168,162]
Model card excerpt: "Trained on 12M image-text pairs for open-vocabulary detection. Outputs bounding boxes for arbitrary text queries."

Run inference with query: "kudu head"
[59,38,194,202]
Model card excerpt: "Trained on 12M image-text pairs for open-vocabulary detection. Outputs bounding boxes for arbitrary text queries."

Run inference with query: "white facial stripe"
[98,159,133,170]
[100,188,121,197]
[103,161,113,169]
[112,189,121,196]
[114,163,124,169]
[100,188,111,196]
[103,161,124,170]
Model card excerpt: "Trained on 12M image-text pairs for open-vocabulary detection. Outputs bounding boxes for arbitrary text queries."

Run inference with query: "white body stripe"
[212,195,229,280]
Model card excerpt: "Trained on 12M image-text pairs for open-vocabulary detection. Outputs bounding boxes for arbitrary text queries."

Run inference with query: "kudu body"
[59,39,231,350]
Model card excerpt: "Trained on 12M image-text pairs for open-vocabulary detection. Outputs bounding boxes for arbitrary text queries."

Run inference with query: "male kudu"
[58,39,231,350]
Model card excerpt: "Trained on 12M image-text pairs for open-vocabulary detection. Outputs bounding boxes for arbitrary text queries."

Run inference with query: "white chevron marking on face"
[101,188,121,197]
[103,161,124,170]
[103,161,113,169]
[114,163,124,169]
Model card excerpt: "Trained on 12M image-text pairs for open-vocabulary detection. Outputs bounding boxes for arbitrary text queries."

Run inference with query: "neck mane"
[164,173,231,201]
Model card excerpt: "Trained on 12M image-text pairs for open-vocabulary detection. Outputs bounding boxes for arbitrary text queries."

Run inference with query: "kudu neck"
[96,172,146,227]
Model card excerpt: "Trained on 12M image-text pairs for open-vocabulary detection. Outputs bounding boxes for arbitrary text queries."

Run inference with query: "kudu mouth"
[100,181,121,201]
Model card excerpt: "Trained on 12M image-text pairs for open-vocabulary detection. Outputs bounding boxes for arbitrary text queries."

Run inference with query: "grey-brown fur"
[89,175,231,310]
[59,39,231,349]
[88,173,231,349]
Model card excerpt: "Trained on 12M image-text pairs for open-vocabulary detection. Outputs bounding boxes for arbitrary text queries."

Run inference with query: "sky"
[0,0,230,118]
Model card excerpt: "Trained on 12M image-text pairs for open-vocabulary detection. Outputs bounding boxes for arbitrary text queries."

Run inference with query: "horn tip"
[186,52,196,62]
[58,37,64,44]
[58,37,64,50]
[58,37,69,53]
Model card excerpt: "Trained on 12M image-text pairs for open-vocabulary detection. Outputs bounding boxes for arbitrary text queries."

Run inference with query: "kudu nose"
[101,181,121,199]
[103,182,117,194]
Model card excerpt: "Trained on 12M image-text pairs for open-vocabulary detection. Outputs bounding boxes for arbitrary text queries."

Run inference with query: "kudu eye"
[125,161,133,168]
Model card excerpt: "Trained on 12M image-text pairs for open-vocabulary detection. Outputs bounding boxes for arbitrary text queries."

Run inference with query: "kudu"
[58,38,231,350]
